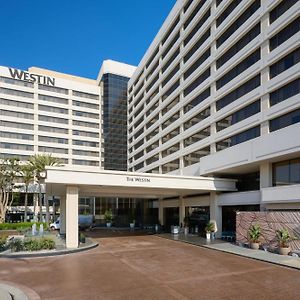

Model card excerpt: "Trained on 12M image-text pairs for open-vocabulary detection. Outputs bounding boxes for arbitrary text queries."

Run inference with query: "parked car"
[50,215,94,230]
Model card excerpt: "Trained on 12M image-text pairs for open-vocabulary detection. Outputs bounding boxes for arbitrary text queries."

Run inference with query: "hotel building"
[128,0,300,229]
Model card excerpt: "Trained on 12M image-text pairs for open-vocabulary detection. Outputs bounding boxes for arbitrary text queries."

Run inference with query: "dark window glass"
[217,23,260,69]
[183,147,210,167]
[270,47,300,78]
[146,74,159,92]
[162,16,180,45]
[162,111,180,130]
[184,107,210,130]
[162,48,180,73]
[216,0,260,48]
[162,143,180,158]
[184,48,211,79]
[184,127,210,147]
[162,95,180,115]
[270,108,300,132]
[270,78,300,106]
[162,32,180,59]
[162,159,180,173]
[162,127,180,144]
[184,68,210,96]
[184,9,211,46]
[184,87,210,113]
[184,29,210,63]
[217,100,261,131]
[162,80,180,101]
[216,0,223,6]
[273,158,300,186]
[146,61,159,81]
[146,47,159,69]
[184,0,193,12]
[162,64,180,87]
[216,0,242,27]
[216,126,260,151]
[270,17,300,51]
[216,49,261,90]
[184,0,207,29]
[270,0,298,24]
[216,74,260,110]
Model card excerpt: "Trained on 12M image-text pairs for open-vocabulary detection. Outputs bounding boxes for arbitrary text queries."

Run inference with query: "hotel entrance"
[164,207,179,230]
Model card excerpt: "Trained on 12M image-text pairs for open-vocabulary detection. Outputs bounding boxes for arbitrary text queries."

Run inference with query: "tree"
[0,158,21,223]
[29,154,61,223]
[21,164,34,222]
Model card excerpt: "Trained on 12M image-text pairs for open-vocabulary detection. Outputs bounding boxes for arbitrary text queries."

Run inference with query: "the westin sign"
[8,68,55,86]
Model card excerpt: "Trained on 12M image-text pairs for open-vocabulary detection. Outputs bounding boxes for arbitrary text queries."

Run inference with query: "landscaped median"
[0,222,98,258]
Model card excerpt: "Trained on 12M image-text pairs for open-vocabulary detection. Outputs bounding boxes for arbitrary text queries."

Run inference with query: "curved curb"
[0,238,98,259]
[0,281,41,300]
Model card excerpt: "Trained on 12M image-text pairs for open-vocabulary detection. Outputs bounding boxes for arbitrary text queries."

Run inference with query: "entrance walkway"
[0,232,299,299]
[158,233,300,270]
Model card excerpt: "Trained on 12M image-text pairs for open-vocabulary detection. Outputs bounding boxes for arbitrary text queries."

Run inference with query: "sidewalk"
[158,233,300,270]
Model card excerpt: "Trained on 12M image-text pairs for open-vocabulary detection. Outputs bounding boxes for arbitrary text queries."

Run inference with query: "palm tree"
[21,164,34,222]
[29,154,61,223]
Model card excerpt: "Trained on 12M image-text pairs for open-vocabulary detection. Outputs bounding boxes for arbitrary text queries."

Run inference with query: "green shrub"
[40,238,55,250]
[248,224,261,243]
[0,235,8,251]
[23,237,55,251]
[0,222,47,231]
[8,239,24,252]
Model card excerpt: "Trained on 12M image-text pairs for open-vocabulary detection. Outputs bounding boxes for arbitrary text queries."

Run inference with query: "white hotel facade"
[128,0,300,224]
[1,0,300,246]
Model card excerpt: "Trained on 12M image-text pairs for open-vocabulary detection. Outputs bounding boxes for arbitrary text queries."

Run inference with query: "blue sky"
[0,0,176,79]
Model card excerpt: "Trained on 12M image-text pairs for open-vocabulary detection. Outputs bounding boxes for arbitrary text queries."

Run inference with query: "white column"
[158,199,164,225]
[209,192,222,238]
[66,186,79,249]
[179,196,185,227]
[260,163,272,211]
[60,196,66,235]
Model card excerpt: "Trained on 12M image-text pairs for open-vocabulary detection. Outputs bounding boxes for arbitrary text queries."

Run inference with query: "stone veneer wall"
[236,211,300,251]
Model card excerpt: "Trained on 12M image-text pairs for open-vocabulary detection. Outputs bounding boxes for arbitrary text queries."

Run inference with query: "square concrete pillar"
[209,192,222,238]
[60,196,66,235]
[158,199,164,225]
[66,186,79,249]
[179,196,185,227]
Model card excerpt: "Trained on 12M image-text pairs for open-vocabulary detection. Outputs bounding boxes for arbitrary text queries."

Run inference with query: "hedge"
[0,222,47,231]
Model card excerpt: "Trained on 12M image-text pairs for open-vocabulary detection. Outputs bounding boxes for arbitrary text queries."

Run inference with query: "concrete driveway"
[0,232,300,299]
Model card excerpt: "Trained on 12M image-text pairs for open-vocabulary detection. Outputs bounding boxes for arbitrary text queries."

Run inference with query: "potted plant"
[183,215,189,235]
[205,222,215,240]
[128,209,135,229]
[248,224,261,250]
[79,232,86,243]
[104,209,113,227]
[276,228,293,255]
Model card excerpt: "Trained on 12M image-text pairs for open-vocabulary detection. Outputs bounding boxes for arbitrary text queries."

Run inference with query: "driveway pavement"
[0,231,300,299]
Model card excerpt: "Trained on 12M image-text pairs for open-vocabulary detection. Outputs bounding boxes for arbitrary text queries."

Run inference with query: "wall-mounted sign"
[8,68,55,86]
[126,176,151,183]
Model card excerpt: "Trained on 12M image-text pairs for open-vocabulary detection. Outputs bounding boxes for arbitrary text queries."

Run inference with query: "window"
[162,49,180,73]
[146,141,159,153]
[217,100,261,131]
[134,162,144,171]
[162,95,180,115]
[216,74,260,110]
[73,120,99,129]
[183,127,210,147]
[184,68,210,96]
[162,159,179,174]
[216,23,260,69]
[72,130,99,138]
[184,0,207,29]
[184,0,193,13]
[0,142,33,151]
[162,112,180,130]
[162,143,180,158]
[73,140,99,147]
[162,80,180,101]
[183,147,210,167]
[0,87,33,98]
[184,29,210,63]
[0,131,33,140]
[269,79,300,106]
[73,90,99,100]
[73,149,99,157]
[270,47,300,78]
[146,127,159,141]
[72,100,99,110]
[39,125,68,134]
[146,46,159,69]
[273,158,300,186]
[39,94,68,105]
[269,17,300,51]
[162,15,180,45]
[216,0,260,48]
[269,0,298,24]
[39,146,68,154]
[73,110,99,119]
[39,104,68,114]
[216,126,260,151]
[162,33,180,59]
[162,127,180,144]
[184,8,211,46]
[0,120,33,130]
[216,0,242,27]
[39,84,68,94]
[0,109,33,120]
[162,64,180,88]
[146,74,159,93]
[269,108,300,132]
[0,76,33,88]
[184,107,210,130]
[184,87,210,113]
[216,49,261,90]
[72,159,99,166]
[39,136,68,144]
[0,98,33,109]
[146,100,159,116]
[184,48,211,79]
[39,115,68,124]
[146,154,159,165]
[146,61,159,80]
